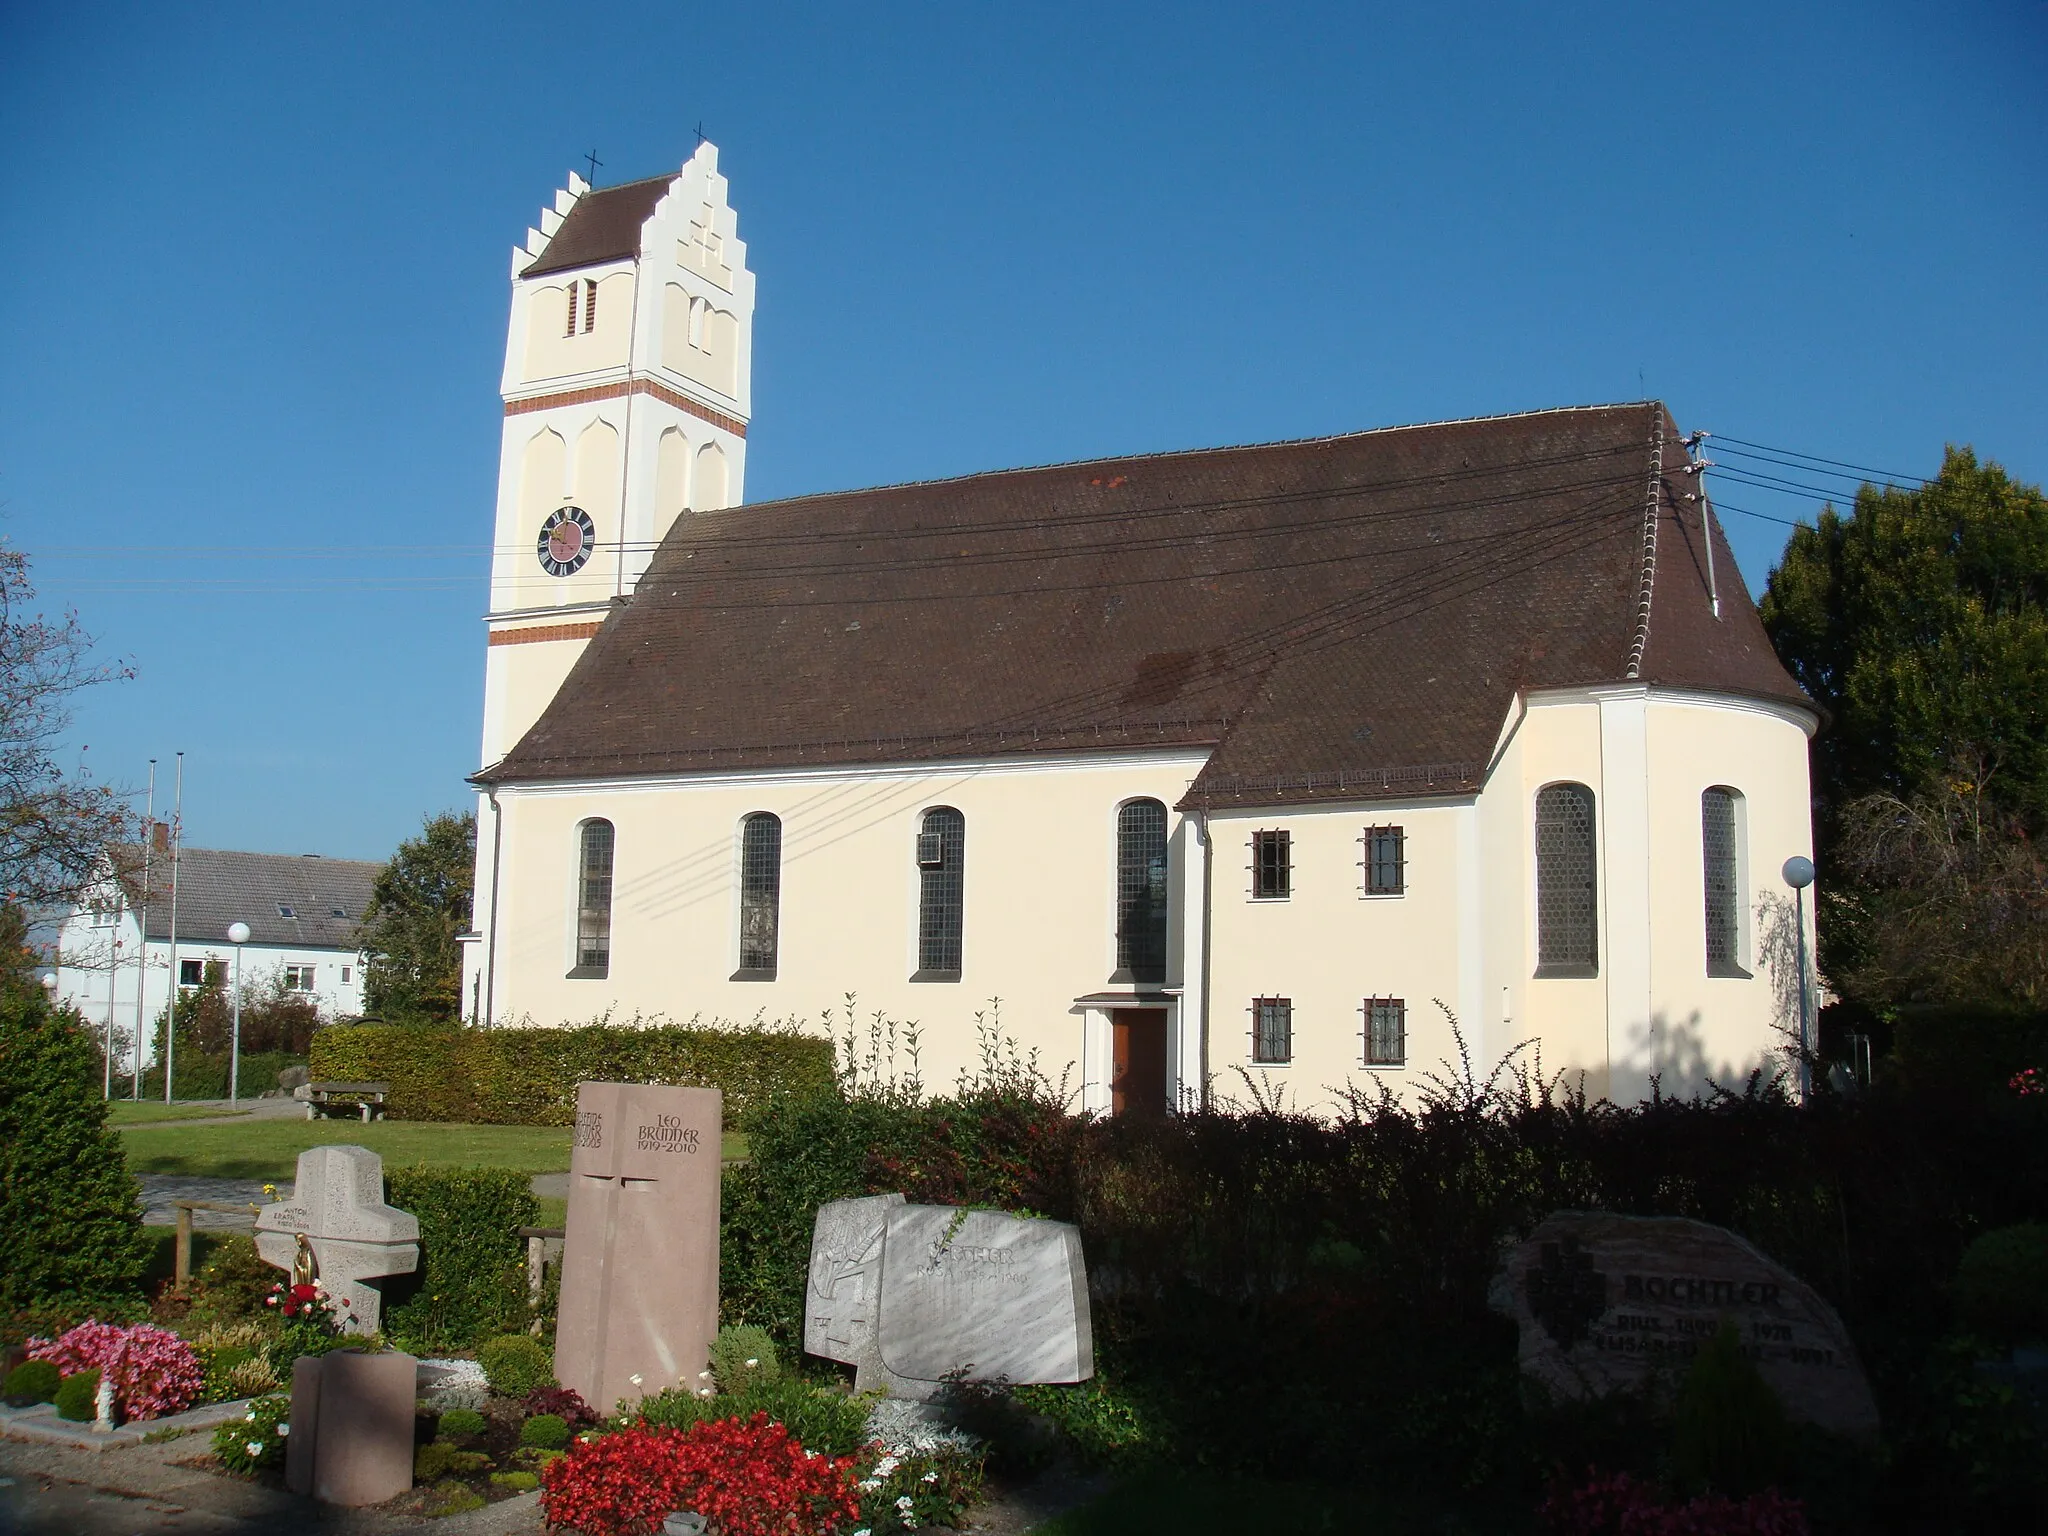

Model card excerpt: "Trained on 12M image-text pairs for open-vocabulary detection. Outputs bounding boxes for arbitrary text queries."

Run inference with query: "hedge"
[310,1021,835,1125]
[381,1165,538,1352]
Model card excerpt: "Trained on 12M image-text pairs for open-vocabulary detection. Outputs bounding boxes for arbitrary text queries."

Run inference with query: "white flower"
[744,1358,758,1368]
[699,1388,714,1397]
[277,1424,289,1437]
[244,1410,257,1422]
[922,1471,937,1482]
[246,1441,264,1456]
[629,1373,644,1387]
[854,1530,871,1536]
[858,1479,880,1492]
[895,1494,915,1513]
[698,1370,712,1379]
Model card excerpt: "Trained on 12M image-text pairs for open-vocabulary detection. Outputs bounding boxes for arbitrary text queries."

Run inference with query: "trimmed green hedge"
[382,1165,537,1352]
[310,1022,834,1125]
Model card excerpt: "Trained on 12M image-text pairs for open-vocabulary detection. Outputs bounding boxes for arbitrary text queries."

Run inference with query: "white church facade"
[463,145,1819,1113]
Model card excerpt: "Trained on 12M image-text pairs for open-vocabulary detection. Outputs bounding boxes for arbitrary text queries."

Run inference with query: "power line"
[1709,434,1927,487]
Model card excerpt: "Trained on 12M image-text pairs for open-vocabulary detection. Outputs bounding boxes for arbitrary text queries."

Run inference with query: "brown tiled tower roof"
[521,175,674,277]
[479,403,1811,808]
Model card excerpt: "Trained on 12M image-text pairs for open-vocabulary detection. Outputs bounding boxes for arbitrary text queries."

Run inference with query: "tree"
[357,810,475,1025]
[1761,447,2048,1007]
[0,541,136,908]
[0,976,151,1331]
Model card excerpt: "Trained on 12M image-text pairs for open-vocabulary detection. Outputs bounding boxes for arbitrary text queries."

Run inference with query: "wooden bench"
[300,1081,391,1122]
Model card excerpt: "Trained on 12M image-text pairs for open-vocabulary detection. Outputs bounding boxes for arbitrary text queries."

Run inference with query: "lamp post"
[227,923,251,1105]
[1782,856,1816,1099]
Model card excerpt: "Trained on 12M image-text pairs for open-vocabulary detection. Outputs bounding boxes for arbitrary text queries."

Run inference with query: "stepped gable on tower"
[477,402,1809,807]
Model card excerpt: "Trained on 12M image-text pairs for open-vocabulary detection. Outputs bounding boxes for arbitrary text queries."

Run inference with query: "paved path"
[134,1179,280,1231]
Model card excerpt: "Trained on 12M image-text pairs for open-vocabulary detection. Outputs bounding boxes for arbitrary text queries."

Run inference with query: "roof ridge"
[730,401,1666,516]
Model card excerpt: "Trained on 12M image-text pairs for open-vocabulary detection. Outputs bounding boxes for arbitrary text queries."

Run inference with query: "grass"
[1033,1470,1500,1536]
[107,1101,251,1126]
[119,1119,749,1180]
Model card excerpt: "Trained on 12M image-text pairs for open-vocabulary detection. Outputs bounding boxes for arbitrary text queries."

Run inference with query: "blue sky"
[2,2,2043,862]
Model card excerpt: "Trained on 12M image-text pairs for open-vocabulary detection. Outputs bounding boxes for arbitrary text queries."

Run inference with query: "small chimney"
[151,821,170,854]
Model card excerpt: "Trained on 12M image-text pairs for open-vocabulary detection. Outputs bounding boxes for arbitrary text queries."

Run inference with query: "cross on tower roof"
[583,148,603,183]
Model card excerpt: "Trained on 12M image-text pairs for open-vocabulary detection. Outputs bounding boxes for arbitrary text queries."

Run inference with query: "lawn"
[119,1118,749,1179]
[106,1101,252,1126]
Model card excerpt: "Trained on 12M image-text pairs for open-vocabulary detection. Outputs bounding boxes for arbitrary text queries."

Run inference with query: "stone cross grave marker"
[556,1082,722,1416]
[1488,1210,1880,1439]
[254,1145,418,1336]
[805,1198,1093,1402]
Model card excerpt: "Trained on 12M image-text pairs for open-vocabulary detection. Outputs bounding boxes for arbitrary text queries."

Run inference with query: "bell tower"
[478,141,756,768]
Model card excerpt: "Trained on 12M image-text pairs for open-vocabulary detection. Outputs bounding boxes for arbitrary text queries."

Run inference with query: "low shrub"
[478,1333,554,1399]
[191,1321,281,1403]
[382,1167,537,1352]
[492,1470,540,1492]
[520,1412,570,1449]
[540,1416,859,1536]
[852,1441,986,1535]
[414,1441,491,1480]
[424,1480,486,1515]
[28,1320,204,1421]
[709,1323,781,1392]
[54,1370,99,1422]
[2,1358,59,1406]
[182,1236,278,1329]
[1955,1224,2048,1345]
[311,1019,834,1125]
[436,1406,487,1439]
[523,1384,598,1429]
[1672,1321,1789,1495]
[212,1394,290,1475]
[635,1375,872,1458]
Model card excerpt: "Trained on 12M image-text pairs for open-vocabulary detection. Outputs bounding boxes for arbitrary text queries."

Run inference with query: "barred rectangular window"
[1362,997,1406,1066]
[1252,997,1292,1064]
[1251,830,1291,900]
[1702,788,1744,975]
[1362,825,1405,895]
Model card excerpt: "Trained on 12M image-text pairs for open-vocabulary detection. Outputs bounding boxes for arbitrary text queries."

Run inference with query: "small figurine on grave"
[293,1233,320,1287]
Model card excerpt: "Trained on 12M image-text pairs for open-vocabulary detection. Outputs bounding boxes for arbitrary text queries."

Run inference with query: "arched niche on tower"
[519,427,568,529]
[655,427,691,530]
[695,441,729,511]
[575,420,623,523]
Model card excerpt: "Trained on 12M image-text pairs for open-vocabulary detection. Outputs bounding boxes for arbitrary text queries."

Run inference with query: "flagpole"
[133,759,154,1099]
[164,752,183,1103]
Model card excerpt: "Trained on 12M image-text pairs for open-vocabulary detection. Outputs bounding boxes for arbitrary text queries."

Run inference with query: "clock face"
[537,506,597,577]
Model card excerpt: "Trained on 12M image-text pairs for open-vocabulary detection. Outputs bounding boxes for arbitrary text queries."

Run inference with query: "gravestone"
[802,1199,1093,1402]
[254,1145,419,1336]
[555,1082,722,1416]
[284,1348,416,1505]
[1489,1211,1879,1439]
[805,1194,906,1382]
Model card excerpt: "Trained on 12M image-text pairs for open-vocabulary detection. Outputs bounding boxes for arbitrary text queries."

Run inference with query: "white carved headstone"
[804,1194,905,1378]
[255,1145,420,1336]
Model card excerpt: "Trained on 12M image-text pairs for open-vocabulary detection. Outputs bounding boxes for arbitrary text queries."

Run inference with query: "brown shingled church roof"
[479,403,1811,809]
[522,174,674,278]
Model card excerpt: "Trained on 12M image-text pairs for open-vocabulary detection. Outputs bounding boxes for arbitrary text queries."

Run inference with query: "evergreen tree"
[0,974,150,1331]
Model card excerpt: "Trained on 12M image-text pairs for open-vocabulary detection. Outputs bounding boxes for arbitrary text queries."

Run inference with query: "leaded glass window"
[738,812,782,976]
[1362,825,1405,895]
[1363,997,1406,1065]
[1702,788,1743,975]
[1252,830,1291,899]
[1116,799,1169,982]
[916,807,965,978]
[1252,997,1292,1064]
[1535,784,1597,976]
[574,819,615,976]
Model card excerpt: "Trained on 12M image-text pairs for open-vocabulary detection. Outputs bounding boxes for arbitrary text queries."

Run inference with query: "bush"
[2,1358,59,1405]
[520,1412,570,1449]
[492,1470,540,1492]
[415,1441,490,1480]
[436,1406,487,1439]
[478,1333,554,1399]
[53,1369,99,1422]
[183,1236,279,1329]
[310,1019,835,1125]
[1540,1470,1811,1535]
[28,1320,204,1421]
[1955,1224,2048,1345]
[381,1166,538,1351]
[0,987,151,1331]
[540,1417,859,1536]
[212,1394,290,1475]
[637,1375,873,1458]
[1672,1321,1789,1496]
[523,1384,598,1429]
[709,1323,781,1392]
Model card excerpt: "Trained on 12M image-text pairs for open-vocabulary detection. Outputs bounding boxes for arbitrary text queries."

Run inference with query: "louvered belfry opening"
[915,807,965,979]
[738,812,782,976]
[1534,783,1598,976]
[1115,799,1169,983]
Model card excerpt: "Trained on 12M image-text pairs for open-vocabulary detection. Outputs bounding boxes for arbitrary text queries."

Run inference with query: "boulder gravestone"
[1489,1211,1879,1439]
[804,1198,1092,1401]
[254,1145,419,1336]
[556,1082,722,1416]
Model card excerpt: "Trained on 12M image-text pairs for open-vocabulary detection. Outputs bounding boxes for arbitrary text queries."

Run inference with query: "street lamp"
[40,971,56,996]
[1782,857,1816,1099]
[227,922,251,1105]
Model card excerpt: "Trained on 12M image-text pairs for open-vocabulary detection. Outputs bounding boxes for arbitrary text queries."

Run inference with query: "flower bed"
[26,1320,204,1422]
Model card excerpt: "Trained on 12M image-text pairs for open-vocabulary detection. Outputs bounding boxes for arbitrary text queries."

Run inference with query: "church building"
[462,144,1819,1112]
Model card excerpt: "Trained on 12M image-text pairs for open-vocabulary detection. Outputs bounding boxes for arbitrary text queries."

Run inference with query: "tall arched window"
[1534,783,1597,976]
[737,812,782,979]
[1702,787,1745,976]
[914,807,965,980]
[1115,800,1169,983]
[573,819,615,977]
